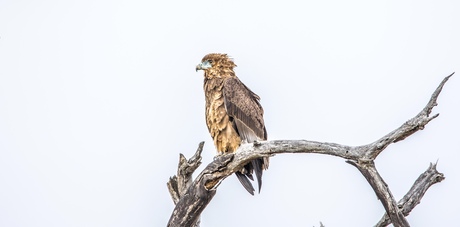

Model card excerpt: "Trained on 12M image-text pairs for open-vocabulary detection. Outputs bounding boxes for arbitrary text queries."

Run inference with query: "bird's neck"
[204,68,235,79]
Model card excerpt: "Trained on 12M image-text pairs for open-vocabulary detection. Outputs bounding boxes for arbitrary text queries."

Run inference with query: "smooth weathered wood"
[167,74,453,227]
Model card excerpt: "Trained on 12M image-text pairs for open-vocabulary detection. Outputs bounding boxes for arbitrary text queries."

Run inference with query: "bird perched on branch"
[196,53,269,195]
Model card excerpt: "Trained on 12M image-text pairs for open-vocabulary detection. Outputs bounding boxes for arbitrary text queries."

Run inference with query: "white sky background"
[0,0,459,226]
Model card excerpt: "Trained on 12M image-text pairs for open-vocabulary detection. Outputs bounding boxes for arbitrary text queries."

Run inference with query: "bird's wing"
[223,77,267,142]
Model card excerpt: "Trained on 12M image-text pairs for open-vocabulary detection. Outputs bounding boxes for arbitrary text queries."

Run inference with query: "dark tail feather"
[235,158,266,195]
[235,171,255,195]
[252,158,264,193]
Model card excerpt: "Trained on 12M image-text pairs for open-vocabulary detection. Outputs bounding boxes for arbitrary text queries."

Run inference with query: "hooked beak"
[195,63,203,72]
[195,60,212,72]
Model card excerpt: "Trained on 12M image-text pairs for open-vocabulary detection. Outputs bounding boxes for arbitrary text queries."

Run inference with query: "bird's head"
[196,53,236,73]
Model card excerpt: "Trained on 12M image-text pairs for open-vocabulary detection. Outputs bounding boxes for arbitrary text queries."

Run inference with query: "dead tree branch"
[347,160,410,226]
[167,142,204,205]
[167,142,205,227]
[375,162,445,227]
[167,73,453,227]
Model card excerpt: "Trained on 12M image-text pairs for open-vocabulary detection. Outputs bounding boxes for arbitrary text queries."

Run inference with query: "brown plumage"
[196,53,269,195]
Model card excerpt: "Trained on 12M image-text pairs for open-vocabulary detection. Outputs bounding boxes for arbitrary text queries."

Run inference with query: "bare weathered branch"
[167,74,452,227]
[167,154,231,227]
[347,160,409,227]
[362,72,453,160]
[375,162,445,227]
[167,142,205,227]
[167,141,204,204]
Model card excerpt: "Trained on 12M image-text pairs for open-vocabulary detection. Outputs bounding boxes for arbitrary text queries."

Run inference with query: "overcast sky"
[1,0,459,226]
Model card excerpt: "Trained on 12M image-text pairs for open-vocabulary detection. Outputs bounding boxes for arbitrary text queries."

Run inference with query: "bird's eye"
[207,60,213,64]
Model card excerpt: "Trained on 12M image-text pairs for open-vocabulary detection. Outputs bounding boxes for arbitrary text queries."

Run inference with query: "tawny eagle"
[196,53,268,195]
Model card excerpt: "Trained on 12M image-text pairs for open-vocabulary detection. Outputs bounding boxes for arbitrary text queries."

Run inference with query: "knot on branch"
[202,154,234,190]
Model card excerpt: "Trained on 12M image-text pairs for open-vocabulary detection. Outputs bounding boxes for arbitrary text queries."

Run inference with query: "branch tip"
[179,153,186,162]
[195,141,205,155]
